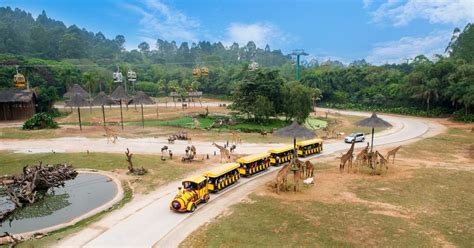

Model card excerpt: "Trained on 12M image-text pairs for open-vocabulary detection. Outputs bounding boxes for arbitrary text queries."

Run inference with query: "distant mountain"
[0,7,291,67]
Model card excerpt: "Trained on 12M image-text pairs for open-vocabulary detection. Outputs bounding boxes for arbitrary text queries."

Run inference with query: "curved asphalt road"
[53,110,442,248]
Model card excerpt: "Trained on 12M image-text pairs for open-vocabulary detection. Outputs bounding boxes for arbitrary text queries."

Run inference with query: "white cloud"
[223,22,290,48]
[123,0,199,43]
[363,0,374,9]
[366,30,451,64]
[371,0,474,26]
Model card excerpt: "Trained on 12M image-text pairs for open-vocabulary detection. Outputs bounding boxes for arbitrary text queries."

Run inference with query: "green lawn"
[0,151,199,193]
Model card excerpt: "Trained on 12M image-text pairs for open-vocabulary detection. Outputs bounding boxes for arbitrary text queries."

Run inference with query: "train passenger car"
[170,176,210,212]
[204,163,240,192]
[268,145,296,166]
[237,153,270,177]
[297,138,323,157]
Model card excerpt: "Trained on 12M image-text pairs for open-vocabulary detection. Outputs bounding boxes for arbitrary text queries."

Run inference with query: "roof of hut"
[91,92,115,106]
[110,86,129,100]
[63,84,89,99]
[356,112,392,128]
[130,91,155,105]
[273,120,317,139]
[65,93,89,107]
[0,89,36,103]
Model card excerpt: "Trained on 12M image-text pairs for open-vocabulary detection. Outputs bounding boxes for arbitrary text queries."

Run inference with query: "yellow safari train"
[170,138,323,212]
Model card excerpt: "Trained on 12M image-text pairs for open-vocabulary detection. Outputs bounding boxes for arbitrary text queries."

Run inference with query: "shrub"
[22,113,59,130]
[452,110,474,123]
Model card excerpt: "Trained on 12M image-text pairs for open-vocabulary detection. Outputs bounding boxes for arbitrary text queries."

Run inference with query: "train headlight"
[172,200,181,209]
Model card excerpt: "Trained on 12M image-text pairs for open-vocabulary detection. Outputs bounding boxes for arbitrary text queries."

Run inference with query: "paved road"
[56,110,443,248]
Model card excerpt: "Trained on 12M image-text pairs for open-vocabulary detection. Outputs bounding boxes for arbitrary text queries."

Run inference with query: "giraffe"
[193,117,200,129]
[231,131,242,144]
[340,140,355,172]
[304,160,315,178]
[386,146,402,164]
[354,142,370,170]
[275,162,291,194]
[212,142,231,163]
[376,151,388,171]
[103,126,118,144]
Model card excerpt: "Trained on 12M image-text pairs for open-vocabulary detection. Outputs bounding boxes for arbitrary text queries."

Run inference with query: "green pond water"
[0,173,118,234]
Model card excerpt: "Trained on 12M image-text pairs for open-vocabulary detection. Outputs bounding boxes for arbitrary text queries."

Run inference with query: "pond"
[0,173,118,235]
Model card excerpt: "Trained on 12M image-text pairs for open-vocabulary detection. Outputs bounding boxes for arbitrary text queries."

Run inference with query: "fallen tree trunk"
[0,163,77,224]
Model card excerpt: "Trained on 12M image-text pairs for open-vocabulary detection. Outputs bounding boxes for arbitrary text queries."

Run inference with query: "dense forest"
[0,7,472,122]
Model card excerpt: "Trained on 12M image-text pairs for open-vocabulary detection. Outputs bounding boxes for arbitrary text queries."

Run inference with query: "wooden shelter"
[130,91,155,128]
[110,86,130,129]
[169,91,202,102]
[63,84,89,99]
[65,93,88,130]
[0,89,36,121]
[91,92,115,126]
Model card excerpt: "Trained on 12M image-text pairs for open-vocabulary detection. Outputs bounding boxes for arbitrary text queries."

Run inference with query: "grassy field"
[181,125,474,247]
[0,151,203,193]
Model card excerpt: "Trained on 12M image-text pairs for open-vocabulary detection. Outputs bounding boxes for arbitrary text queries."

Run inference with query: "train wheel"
[190,204,196,212]
[203,194,210,203]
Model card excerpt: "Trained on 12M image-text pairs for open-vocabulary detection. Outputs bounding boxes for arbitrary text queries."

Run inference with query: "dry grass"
[181,123,474,247]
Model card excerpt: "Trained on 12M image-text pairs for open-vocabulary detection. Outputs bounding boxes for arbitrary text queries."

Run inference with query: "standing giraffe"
[340,140,356,172]
[386,146,402,164]
[212,142,231,163]
[354,142,370,170]
[377,151,389,170]
[231,131,242,144]
[193,117,200,129]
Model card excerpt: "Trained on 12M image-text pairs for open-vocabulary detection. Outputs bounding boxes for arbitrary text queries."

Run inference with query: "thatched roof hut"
[64,84,89,99]
[0,89,36,120]
[130,91,155,105]
[65,94,89,107]
[91,92,115,106]
[274,121,317,139]
[110,86,129,101]
[356,112,392,128]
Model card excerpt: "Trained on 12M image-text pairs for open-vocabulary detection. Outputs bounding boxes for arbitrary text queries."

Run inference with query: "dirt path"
[55,110,444,247]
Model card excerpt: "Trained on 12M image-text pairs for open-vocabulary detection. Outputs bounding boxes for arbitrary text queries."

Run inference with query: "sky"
[1,0,473,65]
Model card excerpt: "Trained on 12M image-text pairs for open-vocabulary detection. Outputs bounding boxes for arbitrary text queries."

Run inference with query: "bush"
[452,110,474,123]
[22,113,59,130]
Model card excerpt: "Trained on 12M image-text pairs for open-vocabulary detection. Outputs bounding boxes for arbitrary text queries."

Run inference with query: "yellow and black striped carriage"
[268,145,296,166]
[170,176,210,212]
[297,138,323,157]
[237,153,270,177]
[204,163,240,192]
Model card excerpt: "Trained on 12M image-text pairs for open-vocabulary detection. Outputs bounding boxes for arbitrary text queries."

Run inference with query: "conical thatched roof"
[91,92,115,106]
[65,93,89,107]
[130,91,155,105]
[356,112,392,128]
[64,84,89,99]
[274,120,317,139]
[110,86,129,100]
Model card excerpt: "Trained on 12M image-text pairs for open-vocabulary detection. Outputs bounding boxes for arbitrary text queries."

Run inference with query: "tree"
[138,42,150,54]
[253,95,273,122]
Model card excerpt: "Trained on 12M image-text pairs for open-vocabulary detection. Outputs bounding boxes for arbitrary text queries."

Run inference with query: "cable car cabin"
[113,72,123,83]
[127,70,137,81]
[237,153,270,177]
[13,73,26,88]
[170,176,210,212]
[192,68,201,78]
[268,145,297,166]
[297,138,323,157]
[204,163,240,192]
[200,67,209,76]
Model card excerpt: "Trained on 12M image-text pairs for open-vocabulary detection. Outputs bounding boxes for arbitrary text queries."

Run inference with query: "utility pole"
[290,49,308,81]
